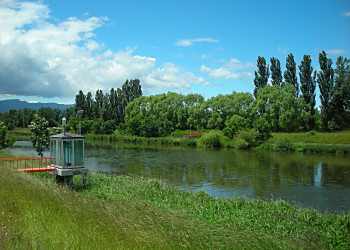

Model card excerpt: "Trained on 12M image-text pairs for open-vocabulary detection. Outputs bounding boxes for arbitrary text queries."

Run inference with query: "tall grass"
[1,157,349,249]
[270,130,350,144]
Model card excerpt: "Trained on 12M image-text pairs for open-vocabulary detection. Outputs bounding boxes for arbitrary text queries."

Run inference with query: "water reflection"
[7,141,350,213]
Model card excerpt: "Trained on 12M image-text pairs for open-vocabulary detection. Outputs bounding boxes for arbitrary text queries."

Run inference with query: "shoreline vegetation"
[1,151,349,249]
[8,127,350,154]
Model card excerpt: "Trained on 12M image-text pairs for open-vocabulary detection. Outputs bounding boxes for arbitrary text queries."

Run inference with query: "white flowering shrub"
[29,114,49,156]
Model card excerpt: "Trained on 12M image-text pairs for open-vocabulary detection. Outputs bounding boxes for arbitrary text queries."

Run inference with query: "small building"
[50,118,88,187]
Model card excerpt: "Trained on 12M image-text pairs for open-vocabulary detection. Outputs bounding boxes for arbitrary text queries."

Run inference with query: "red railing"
[185,132,203,137]
[0,157,56,172]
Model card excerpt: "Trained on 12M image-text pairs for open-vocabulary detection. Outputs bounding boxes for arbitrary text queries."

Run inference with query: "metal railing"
[0,157,56,172]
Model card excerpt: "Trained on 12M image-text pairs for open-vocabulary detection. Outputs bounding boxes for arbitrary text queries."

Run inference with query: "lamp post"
[62,117,66,135]
[76,110,84,135]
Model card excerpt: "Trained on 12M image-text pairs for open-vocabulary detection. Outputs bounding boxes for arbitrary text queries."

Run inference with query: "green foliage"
[101,120,117,134]
[234,138,249,149]
[317,51,334,131]
[198,131,222,148]
[28,114,49,156]
[306,130,317,136]
[0,122,15,150]
[252,116,271,142]
[51,126,62,135]
[299,55,317,130]
[270,57,282,86]
[283,53,298,96]
[224,115,250,139]
[332,56,350,130]
[171,129,186,137]
[254,56,270,98]
[274,137,293,151]
[234,129,259,148]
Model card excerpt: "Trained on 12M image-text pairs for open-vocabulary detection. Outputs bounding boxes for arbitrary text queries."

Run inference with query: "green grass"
[270,130,350,144]
[7,128,31,141]
[1,150,349,249]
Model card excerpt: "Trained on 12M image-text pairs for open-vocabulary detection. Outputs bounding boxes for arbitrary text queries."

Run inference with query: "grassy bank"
[8,127,350,154]
[1,151,349,249]
[270,130,350,144]
[259,130,350,154]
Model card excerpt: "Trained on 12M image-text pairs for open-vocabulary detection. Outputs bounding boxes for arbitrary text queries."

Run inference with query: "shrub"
[306,130,317,136]
[234,138,249,149]
[274,137,293,151]
[234,129,259,148]
[171,129,186,138]
[198,131,222,148]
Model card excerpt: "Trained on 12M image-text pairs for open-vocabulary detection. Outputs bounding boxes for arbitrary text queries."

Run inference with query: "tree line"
[0,107,75,130]
[0,51,349,138]
[254,51,349,131]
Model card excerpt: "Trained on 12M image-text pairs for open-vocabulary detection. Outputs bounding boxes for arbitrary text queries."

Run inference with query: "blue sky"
[0,0,349,104]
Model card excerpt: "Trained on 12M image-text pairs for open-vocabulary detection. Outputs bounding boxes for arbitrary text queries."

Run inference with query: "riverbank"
[85,130,350,154]
[8,127,350,154]
[1,151,349,249]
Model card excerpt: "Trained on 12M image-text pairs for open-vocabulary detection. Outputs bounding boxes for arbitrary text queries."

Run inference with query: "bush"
[234,138,249,149]
[234,129,259,148]
[306,130,317,136]
[171,129,186,138]
[198,131,222,148]
[274,137,293,151]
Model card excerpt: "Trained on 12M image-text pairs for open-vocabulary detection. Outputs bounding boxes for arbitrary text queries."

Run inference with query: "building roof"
[50,133,84,139]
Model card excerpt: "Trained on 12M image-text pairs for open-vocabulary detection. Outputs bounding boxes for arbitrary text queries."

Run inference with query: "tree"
[254,56,270,98]
[270,57,282,86]
[332,56,350,129]
[75,90,86,116]
[0,122,15,150]
[299,55,317,130]
[28,114,50,156]
[85,92,93,119]
[283,53,298,96]
[317,51,334,131]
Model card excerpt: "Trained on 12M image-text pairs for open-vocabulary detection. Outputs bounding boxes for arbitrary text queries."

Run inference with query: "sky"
[0,0,349,105]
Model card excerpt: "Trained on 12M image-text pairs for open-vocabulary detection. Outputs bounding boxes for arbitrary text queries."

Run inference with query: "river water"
[8,140,350,213]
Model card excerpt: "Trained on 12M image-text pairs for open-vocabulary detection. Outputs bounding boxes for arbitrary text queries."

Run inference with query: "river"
[8,140,350,214]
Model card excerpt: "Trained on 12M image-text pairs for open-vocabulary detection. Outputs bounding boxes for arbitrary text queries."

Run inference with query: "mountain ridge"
[0,99,74,113]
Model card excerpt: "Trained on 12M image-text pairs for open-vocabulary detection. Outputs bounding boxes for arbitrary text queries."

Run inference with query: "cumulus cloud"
[175,38,219,47]
[0,0,209,99]
[200,58,254,80]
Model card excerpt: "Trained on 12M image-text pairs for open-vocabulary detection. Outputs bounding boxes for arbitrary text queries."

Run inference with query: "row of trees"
[124,85,307,138]
[0,52,348,139]
[74,79,142,124]
[254,51,350,131]
[0,107,75,129]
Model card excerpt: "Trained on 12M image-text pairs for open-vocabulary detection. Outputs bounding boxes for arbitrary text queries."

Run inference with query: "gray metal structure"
[49,118,88,187]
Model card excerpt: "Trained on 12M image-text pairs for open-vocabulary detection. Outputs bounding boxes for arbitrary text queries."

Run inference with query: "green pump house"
[50,117,88,186]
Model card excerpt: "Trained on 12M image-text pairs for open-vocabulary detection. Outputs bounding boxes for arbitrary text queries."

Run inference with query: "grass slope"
[1,151,349,249]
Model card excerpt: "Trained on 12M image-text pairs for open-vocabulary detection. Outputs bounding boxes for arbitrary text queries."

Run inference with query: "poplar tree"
[299,55,316,130]
[284,53,298,97]
[270,57,282,86]
[317,51,334,131]
[253,56,269,98]
[332,56,350,129]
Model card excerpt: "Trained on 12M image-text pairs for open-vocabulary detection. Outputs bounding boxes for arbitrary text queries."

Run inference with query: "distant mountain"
[0,99,74,113]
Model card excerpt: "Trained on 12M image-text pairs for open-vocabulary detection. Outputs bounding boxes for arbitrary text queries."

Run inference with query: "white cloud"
[278,46,289,55]
[325,49,349,55]
[175,38,219,47]
[344,11,350,17]
[0,0,209,99]
[143,63,210,93]
[200,58,254,80]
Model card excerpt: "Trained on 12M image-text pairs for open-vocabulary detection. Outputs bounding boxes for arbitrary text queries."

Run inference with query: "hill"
[0,99,73,113]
